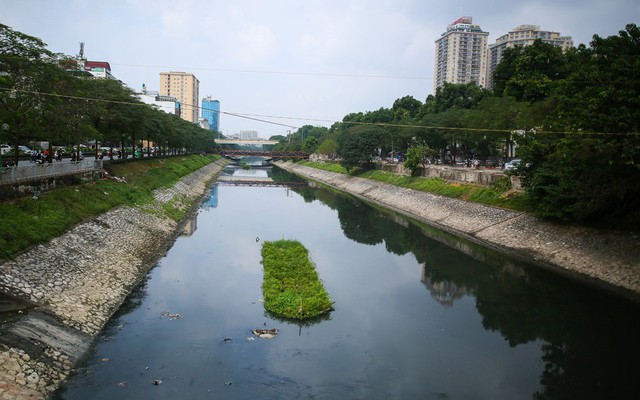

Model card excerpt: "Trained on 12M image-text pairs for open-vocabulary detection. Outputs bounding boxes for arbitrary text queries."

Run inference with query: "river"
[54,164,640,399]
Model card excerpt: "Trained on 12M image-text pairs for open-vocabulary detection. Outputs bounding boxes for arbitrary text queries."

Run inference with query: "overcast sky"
[3,0,638,137]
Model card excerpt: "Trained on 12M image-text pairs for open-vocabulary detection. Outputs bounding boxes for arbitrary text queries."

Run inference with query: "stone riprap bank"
[0,159,227,399]
[275,161,640,301]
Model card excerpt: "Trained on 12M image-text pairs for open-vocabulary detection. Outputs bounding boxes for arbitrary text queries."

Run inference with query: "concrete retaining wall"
[378,162,506,186]
[275,161,640,301]
[0,159,228,399]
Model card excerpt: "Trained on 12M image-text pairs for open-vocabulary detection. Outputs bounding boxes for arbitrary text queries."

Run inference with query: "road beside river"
[275,161,640,301]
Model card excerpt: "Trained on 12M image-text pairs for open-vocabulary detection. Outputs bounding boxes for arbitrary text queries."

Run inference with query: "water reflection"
[55,166,640,399]
[287,175,640,400]
[182,214,198,236]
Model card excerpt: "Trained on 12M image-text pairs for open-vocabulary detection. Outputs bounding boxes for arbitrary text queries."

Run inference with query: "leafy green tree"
[336,125,385,171]
[392,95,422,120]
[494,39,568,102]
[518,24,640,223]
[0,23,57,164]
[316,138,338,158]
[427,82,486,113]
[403,144,433,176]
[302,136,319,153]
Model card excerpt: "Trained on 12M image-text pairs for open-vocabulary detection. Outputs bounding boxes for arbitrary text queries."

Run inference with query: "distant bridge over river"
[215,139,279,146]
[213,148,309,159]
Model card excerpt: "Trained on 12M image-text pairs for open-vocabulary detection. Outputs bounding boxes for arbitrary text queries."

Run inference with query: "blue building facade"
[201,97,220,132]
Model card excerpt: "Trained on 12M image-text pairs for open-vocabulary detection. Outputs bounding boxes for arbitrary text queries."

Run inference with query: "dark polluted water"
[54,165,640,399]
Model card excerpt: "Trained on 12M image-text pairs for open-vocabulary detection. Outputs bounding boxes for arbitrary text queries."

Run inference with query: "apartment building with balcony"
[160,71,200,123]
[433,16,489,92]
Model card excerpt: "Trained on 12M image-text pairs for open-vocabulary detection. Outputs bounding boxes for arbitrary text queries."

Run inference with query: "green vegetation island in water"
[260,240,333,320]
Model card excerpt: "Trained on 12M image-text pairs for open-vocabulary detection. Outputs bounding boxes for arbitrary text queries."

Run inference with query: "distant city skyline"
[4,1,637,136]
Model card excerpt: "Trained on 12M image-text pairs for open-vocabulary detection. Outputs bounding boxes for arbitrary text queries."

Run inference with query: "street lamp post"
[1,123,8,167]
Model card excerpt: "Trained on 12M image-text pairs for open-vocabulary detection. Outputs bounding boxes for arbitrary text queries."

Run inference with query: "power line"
[2,87,638,136]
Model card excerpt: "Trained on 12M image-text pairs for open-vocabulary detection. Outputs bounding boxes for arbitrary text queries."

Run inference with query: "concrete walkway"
[275,161,640,301]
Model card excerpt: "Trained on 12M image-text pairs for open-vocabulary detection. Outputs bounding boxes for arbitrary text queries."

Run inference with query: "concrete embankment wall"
[275,161,640,301]
[376,161,508,186]
[0,159,227,399]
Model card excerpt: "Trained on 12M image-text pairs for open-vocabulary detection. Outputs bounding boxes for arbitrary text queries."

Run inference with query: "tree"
[427,82,486,113]
[493,40,568,102]
[316,138,338,158]
[403,144,433,176]
[336,125,385,171]
[302,136,319,153]
[518,24,640,223]
[392,95,422,120]
[0,23,57,164]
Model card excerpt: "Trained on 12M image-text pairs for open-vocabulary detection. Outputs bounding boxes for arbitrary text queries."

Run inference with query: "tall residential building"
[434,16,489,92]
[159,71,200,123]
[201,97,220,132]
[487,25,573,88]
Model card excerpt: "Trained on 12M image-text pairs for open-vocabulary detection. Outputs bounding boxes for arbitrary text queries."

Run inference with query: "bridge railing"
[215,149,309,159]
[0,160,103,186]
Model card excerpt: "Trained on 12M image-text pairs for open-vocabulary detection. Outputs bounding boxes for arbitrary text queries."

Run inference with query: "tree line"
[275,24,640,225]
[0,24,215,165]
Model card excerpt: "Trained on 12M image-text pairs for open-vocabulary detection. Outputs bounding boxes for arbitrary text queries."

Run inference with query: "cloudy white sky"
[3,0,638,137]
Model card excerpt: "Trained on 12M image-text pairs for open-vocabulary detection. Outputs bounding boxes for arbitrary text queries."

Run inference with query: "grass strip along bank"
[0,154,221,259]
[261,240,333,320]
[297,160,532,212]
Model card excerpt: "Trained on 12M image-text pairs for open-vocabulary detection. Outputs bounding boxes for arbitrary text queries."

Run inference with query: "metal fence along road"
[0,160,103,186]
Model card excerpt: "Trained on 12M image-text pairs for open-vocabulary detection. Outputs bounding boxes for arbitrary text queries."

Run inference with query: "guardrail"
[0,160,103,186]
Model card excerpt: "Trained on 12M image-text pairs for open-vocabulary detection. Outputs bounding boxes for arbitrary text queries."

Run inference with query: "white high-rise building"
[434,17,489,92]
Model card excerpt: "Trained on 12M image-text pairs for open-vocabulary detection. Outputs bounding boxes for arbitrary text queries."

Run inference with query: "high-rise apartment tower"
[159,71,200,123]
[434,17,489,92]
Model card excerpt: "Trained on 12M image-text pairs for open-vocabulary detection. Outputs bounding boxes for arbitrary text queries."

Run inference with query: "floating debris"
[251,328,279,339]
[152,379,163,385]
[101,358,110,363]
[117,382,126,388]
[221,337,232,343]
[161,311,182,320]
[247,337,255,341]
[225,381,233,386]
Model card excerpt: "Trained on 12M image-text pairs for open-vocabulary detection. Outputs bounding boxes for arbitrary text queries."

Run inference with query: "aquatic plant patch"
[260,240,333,319]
